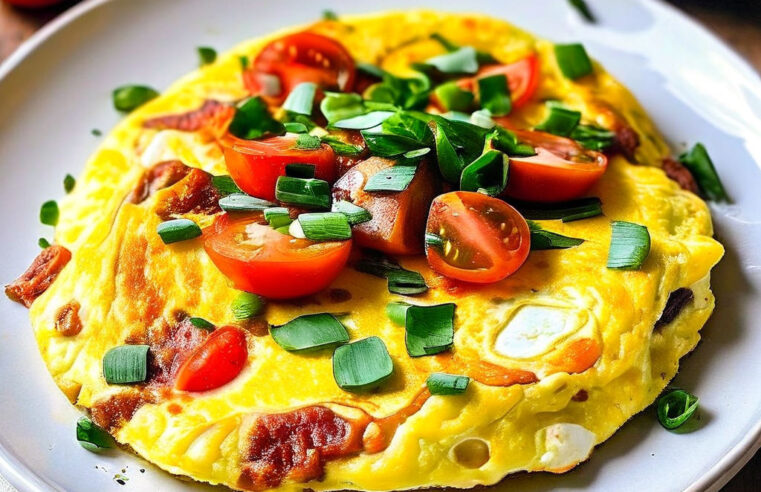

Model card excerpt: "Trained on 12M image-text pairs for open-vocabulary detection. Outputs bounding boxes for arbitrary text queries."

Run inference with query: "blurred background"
[0,0,759,491]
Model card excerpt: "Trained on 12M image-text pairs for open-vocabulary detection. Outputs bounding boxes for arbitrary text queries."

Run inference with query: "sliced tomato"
[425,192,530,284]
[456,54,540,110]
[175,326,248,392]
[221,134,337,201]
[503,129,608,202]
[244,32,356,102]
[203,214,352,299]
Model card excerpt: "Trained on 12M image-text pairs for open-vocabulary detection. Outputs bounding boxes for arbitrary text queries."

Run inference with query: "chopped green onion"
[425,233,444,249]
[228,97,286,140]
[332,336,394,392]
[432,121,465,183]
[423,47,479,74]
[354,253,428,296]
[298,212,352,241]
[527,220,584,250]
[285,163,316,178]
[189,317,215,331]
[40,200,59,226]
[219,193,275,212]
[284,121,309,133]
[76,417,114,452]
[264,207,292,228]
[515,197,602,222]
[232,291,264,320]
[332,200,372,225]
[112,85,159,112]
[460,150,508,196]
[197,46,217,66]
[361,131,424,158]
[102,345,149,384]
[571,125,615,150]
[321,136,364,155]
[275,224,292,235]
[555,43,594,80]
[91,128,102,137]
[657,389,699,430]
[404,147,431,160]
[275,176,331,209]
[63,174,75,193]
[678,143,728,201]
[295,133,322,150]
[212,175,243,196]
[434,82,474,112]
[332,111,395,130]
[487,126,536,157]
[568,0,596,22]
[38,238,51,249]
[282,82,317,115]
[478,74,511,116]
[239,55,250,70]
[607,221,651,270]
[156,219,201,244]
[322,9,338,20]
[429,33,497,64]
[382,112,433,144]
[320,92,365,124]
[426,373,469,395]
[364,164,418,192]
[271,313,349,352]
[535,103,581,137]
[405,303,456,357]
[386,301,411,326]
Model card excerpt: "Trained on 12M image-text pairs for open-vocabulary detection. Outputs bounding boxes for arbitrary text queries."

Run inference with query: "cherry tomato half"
[221,134,337,201]
[503,129,608,203]
[175,326,248,392]
[425,191,530,284]
[203,214,352,299]
[244,32,356,101]
[458,54,541,110]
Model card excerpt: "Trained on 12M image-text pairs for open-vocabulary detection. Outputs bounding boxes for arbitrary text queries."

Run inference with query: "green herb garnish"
[284,122,309,133]
[295,133,322,150]
[459,149,509,196]
[678,143,728,201]
[657,389,699,430]
[76,417,114,452]
[385,301,411,326]
[478,74,511,116]
[535,103,581,137]
[571,125,615,151]
[63,174,75,193]
[434,82,474,112]
[197,46,217,66]
[422,47,479,74]
[264,207,292,229]
[364,164,418,192]
[332,200,372,225]
[426,373,470,395]
[156,218,202,244]
[298,212,352,241]
[515,197,603,222]
[219,193,275,212]
[275,176,331,209]
[607,221,651,270]
[568,0,596,22]
[355,253,428,296]
[112,85,159,112]
[332,336,394,392]
[527,220,584,250]
[228,97,286,140]
[188,317,215,331]
[40,200,59,226]
[405,303,456,357]
[38,238,51,249]
[212,175,243,196]
[282,82,317,116]
[102,345,149,384]
[271,313,349,352]
[555,43,594,80]
[232,291,264,320]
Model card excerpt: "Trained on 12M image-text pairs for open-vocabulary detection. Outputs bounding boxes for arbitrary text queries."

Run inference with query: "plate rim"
[0,0,759,491]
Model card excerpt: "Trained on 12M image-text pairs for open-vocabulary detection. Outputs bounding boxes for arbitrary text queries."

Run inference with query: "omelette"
[5,9,725,492]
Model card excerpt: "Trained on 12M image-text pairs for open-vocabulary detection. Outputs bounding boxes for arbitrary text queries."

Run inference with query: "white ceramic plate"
[1,0,760,490]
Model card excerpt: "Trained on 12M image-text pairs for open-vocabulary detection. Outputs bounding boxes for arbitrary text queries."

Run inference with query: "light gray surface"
[1,0,761,491]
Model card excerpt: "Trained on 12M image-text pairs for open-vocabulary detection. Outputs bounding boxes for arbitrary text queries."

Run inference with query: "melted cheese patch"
[494,304,587,359]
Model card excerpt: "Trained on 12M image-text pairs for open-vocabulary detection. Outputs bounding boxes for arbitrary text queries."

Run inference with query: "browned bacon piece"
[142,100,235,135]
[5,245,72,307]
[129,160,191,204]
[591,101,640,162]
[55,301,82,336]
[154,167,222,220]
[91,392,154,432]
[662,157,699,194]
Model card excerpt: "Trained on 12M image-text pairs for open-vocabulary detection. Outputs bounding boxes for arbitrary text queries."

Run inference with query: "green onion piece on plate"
[434,82,474,112]
[212,175,243,196]
[63,174,75,193]
[460,149,509,196]
[405,303,456,357]
[364,164,418,192]
[295,134,322,150]
[102,345,149,384]
[554,43,594,80]
[679,143,728,201]
[333,336,394,392]
[232,291,264,320]
[188,317,215,331]
[219,193,275,212]
[535,103,581,137]
[332,200,372,225]
[570,124,616,151]
[657,389,699,430]
[38,238,51,249]
[238,55,249,70]
[76,417,114,452]
[228,96,286,140]
[387,269,428,295]
[284,121,309,134]
[515,197,602,222]
[40,200,59,226]
[423,46,479,74]
[607,221,651,270]
[386,301,411,326]
[432,120,466,183]
[332,111,395,130]
[285,163,316,179]
[426,373,470,395]
[112,85,159,112]
[157,218,201,244]
[361,131,425,158]
[271,313,349,352]
[568,0,596,22]
[197,46,217,66]
[298,212,352,241]
[264,207,293,229]
[322,9,338,20]
[321,136,363,155]
[527,220,584,250]
[478,74,511,116]
[275,176,331,209]
[282,82,317,116]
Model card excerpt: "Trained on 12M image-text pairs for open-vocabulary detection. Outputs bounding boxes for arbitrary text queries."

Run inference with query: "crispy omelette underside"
[24,10,723,492]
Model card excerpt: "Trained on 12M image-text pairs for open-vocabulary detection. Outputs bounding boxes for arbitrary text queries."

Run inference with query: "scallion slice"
[103,345,149,384]
[405,303,456,357]
[38,238,51,249]
[322,9,338,20]
[64,174,75,193]
[212,175,243,196]
[228,97,286,140]
[232,291,264,320]
[432,121,465,183]
[386,301,411,326]
[275,176,331,209]
[40,200,59,226]
[364,164,418,192]
[157,219,201,244]
[460,150,509,196]
[321,136,363,155]
[332,200,372,225]
[197,46,217,66]
[282,82,317,116]
[423,47,479,74]
[285,163,316,178]
[571,124,615,151]
[678,143,728,201]
[320,92,365,124]
[426,373,469,395]
[434,82,474,112]
[298,212,352,241]
[271,313,349,352]
[219,193,275,212]
[112,85,159,112]
[284,121,309,134]
[554,43,594,80]
[361,132,423,158]
[189,317,215,331]
[332,111,395,130]
[515,197,602,222]
[76,417,114,452]
[568,0,596,22]
[527,220,584,250]
[607,221,650,270]
[535,103,581,137]
[425,233,444,249]
[239,55,250,70]
[332,336,394,392]
[355,253,428,296]
[657,389,699,430]
[478,74,511,116]
[264,207,292,228]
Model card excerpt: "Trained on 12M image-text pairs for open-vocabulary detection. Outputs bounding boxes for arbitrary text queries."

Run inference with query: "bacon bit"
[154,168,221,220]
[655,287,694,329]
[55,301,82,336]
[91,392,154,432]
[239,406,369,490]
[242,317,271,337]
[129,160,191,204]
[142,100,234,138]
[571,389,589,402]
[549,338,601,374]
[591,101,640,162]
[662,158,699,194]
[5,245,72,308]
[362,389,430,454]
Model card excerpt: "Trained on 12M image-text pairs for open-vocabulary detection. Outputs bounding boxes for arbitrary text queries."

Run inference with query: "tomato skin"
[454,54,540,111]
[221,134,336,201]
[203,214,352,299]
[175,326,248,392]
[425,192,530,284]
[503,130,608,203]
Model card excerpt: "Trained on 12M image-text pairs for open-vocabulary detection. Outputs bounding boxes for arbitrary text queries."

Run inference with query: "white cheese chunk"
[537,423,596,471]
[494,305,584,359]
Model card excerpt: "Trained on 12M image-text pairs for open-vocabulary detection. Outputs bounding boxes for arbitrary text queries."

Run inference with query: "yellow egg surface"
[21,9,724,492]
